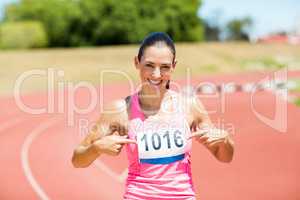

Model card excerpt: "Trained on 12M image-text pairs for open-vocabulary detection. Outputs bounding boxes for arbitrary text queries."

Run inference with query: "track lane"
[0,71,299,200]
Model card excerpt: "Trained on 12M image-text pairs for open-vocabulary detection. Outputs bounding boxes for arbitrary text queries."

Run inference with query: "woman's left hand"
[188,125,229,148]
[188,124,234,162]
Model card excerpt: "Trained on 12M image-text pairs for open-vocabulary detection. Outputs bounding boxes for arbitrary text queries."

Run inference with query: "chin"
[143,84,165,94]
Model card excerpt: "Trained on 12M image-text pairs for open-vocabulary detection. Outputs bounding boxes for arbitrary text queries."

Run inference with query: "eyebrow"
[145,61,172,66]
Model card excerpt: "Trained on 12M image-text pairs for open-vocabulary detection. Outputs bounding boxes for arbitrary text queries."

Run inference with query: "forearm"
[72,143,101,168]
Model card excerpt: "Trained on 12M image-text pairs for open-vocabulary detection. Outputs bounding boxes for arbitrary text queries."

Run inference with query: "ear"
[171,59,177,72]
[134,56,140,69]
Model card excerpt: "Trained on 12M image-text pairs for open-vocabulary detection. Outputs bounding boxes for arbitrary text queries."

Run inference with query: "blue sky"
[0,0,299,39]
[199,0,300,39]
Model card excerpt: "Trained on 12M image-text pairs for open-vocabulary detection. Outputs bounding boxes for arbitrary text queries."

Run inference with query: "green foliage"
[226,17,253,41]
[202,9,222,41]
[162,0,204,41]
[0,21,48,49]
[204,21,221,41]
[3,0,204,47]
[4,0,81,46]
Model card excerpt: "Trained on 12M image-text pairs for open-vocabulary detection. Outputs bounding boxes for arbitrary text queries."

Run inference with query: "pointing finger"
[188,130,208,140]
[117,138,137,144]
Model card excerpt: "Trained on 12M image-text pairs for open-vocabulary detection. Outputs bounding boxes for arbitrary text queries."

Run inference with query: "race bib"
[136,117,190,164]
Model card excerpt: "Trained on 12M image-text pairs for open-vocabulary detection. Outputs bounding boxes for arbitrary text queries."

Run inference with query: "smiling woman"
[134,33,177,116]
[71,32,234,200]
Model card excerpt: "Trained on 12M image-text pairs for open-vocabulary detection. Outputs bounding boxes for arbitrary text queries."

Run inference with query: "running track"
[0,71,299,200]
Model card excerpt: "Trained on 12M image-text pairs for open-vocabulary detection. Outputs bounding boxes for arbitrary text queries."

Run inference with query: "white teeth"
[149,79,161,85]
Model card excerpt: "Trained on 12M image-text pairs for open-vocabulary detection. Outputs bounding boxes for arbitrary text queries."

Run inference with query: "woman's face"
[135,45,176,94]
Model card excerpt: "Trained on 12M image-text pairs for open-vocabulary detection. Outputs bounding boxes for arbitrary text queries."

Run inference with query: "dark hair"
[137,32,176,62]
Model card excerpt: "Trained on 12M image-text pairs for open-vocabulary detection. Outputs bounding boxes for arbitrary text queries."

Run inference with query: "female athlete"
[72,32,234,200]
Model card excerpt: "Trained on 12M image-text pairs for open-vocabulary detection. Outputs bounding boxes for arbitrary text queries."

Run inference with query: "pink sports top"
[123,90,195,200]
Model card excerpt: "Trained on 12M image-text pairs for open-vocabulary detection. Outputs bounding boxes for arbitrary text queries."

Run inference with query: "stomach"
[124,159,195,200]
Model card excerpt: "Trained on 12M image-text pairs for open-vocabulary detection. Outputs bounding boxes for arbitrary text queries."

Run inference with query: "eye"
[145,64,154,68]
[161,66,171,71]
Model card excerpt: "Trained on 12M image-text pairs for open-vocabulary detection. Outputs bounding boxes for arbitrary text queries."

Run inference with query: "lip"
[148,79,162,86]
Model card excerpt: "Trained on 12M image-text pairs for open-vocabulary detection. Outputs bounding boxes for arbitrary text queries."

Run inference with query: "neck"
[138,88,168,115]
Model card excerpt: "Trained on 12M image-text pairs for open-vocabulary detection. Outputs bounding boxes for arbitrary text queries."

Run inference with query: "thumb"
[188,130,207,140]
[188,132,198,140]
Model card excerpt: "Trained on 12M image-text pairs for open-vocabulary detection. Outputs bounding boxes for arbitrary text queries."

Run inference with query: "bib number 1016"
[140,130,184,151]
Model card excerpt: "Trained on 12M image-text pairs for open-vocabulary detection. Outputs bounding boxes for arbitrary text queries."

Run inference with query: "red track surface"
[0,71,299,200]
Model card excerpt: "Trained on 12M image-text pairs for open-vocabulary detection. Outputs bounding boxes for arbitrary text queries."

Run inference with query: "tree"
[0,21,48,49]
[3,0,205,47]
[225,17,253,41]
[202,8,223,41]
[203,21,221,41]
[4,0,81,46]
[162,0,204,41]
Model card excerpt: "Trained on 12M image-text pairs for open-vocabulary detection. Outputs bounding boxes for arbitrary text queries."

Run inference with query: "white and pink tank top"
[123,90,196,200]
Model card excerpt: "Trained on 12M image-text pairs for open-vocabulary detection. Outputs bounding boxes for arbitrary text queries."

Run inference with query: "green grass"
[240,57,286,70]
[294,98,300,107]
[0,42,300,96]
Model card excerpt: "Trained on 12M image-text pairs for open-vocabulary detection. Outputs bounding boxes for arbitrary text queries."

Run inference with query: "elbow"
[71,155,82,168]
[71,157,81,168]
[217,155,233,163]
[218,139,234,163]
[216,148,234,163]
[71,151,90,168]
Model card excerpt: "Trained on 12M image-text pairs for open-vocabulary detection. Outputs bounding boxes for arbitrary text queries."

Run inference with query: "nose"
[152,67,161,78]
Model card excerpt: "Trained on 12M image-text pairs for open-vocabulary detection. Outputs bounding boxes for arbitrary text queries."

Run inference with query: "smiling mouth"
[148,79,163,86]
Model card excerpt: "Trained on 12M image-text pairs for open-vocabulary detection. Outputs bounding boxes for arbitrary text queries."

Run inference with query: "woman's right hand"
[92,134,136,156]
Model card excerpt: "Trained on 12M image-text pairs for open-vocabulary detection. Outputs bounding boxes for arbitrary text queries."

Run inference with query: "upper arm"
[79,99,129,147]
[182,94,214,128]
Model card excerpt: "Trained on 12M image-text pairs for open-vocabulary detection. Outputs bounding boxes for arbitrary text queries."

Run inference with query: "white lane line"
[21,118,61,200]
[0,117,24,133]
[94,160,128,183]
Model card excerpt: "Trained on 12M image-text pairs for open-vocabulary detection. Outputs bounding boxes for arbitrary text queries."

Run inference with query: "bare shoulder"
[101,99,128,118]
[97,98,129,132]
[177,90,212,126]
[80,98,130,146]
[175,91,206,112]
